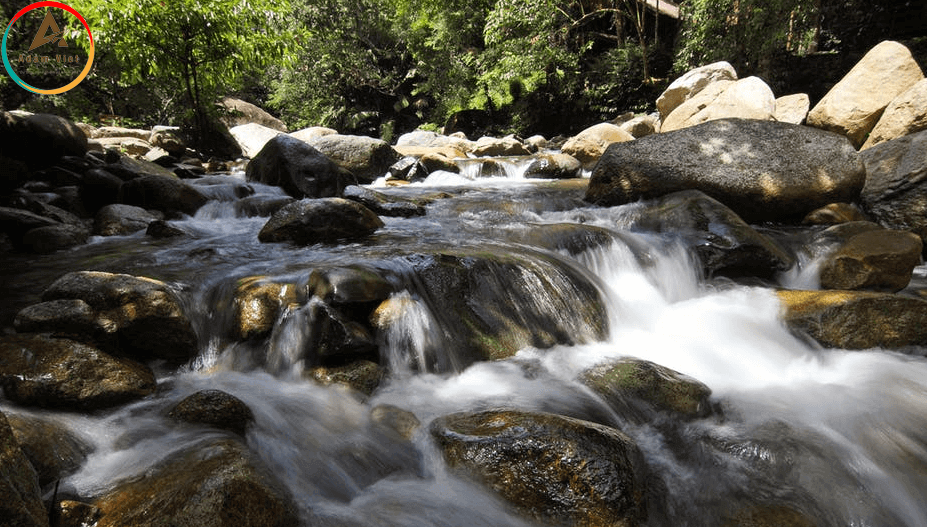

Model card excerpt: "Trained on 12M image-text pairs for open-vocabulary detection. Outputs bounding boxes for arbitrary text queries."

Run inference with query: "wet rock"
[0,411,48,527]
[819,228,922,292]
[859,129,927,247]
[167,389,255,436]
[246,134,356,199]
[431,409,648,527]
[472,135,530,157]
[146,219,188,238]
[586,118,866,223]
[54,500,101,527]
[6,412,92,487]
[342,185,426,217]
[511,223,619,256]
[93,439,299,527]
[387,156,425,181]
[774,93,810,125]
[777,289,927,350]
[305,360,384,396]
[233,277,297,340]
[862,78,927,149]
[305,301,378,360]
[308,265,394,306]
[94,204,162,236]
[220,97,287,132]
[623,190,794,278]
[656,61,738,120]
[258,198,383,245]
[801,203,868,225]
[581,358,713,422]
[230,122,284,158]
[120,174,209,216]
[0,334,156,411]
[562,123,634,169]
[807,40,924,148]
[22,223,90,253]
[42,271,199,363]
[524,153,582,179]
[79,168,123,213]
[0,206,59,247]
[370,404,420,440]
[234,195,296,217]
[14,298,98,337]
[662,77,776,132]
[309,134,400,183]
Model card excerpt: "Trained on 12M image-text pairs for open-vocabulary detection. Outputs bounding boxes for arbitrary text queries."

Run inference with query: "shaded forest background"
[2,0,925,144]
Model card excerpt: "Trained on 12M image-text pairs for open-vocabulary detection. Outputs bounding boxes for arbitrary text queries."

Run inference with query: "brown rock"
[562,123,635,169]
[0,411,49,527]
[819,229,922,291]
[167,389,255,436]
[862,78,927,149]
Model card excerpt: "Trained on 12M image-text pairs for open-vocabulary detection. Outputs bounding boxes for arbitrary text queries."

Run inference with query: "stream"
[2,164,927,526]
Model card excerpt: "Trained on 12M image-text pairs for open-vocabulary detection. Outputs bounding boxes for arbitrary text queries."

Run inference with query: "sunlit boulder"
[258,197,383,245]
[656,60,738,121]
[862,78,927,149]
[562,122,634,169]
[246,134,355,199]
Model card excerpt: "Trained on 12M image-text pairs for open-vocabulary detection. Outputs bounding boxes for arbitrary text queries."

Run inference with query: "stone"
[0,206,59,247]
[14,298,98,337]
[307,266,395,306]
[862,78,927,149]
[22,223,90,253]
[656,61,738,120]
[79,168,123,213]
[234,195,296,217]
[289,126,337,143]
[370,404,420,440]
[146,219,188,238]
[777,289,927,350]
[586,118,866,223]
[93,439,299,527]
[42,271,199,363]
[0,334,156,411]
[621,190,794,278]
[807,40,924,148]
[167,389,255,436]
[431,409,648,527]
[561,123,635,169]
[149,127,186,154]
[342,185,426,217]
[303,301,377,360]
[510,223,620,256]
[580,358,713,422]
[309,134,401,182]
[774,93,810,125]
[54,500,101,527]
[801,203,868,225]
[119,174,209,216]
[524,153,582,179]
[819,228,922,292]
[94,204,162,236]
[660,80,735,133]
[95,137,152,157]
[619,114,659,138]
[0,112,88,168]
[396,130,442,146]
[6,412,92,487]
[233,277,297,340]
[220,97,287,131]
[662,76,776,132]
[0,411,49,527]
[230,123,284,158]
[105,155,177,180]
[245,134,356,199]
[93,126,151,140]
[258,198,383,245]
[471,135,530,157]
[419,152,460,173]
[305,360,384,396]
[859,129,927,246]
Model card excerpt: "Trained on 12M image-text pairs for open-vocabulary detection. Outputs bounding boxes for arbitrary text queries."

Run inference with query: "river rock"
[342,185,426,217]
[431,409,648,527]
[79,168,123,213]
[370,404,420,440]
[308,134,401,182]
[54,500,101,527]
[119,174,209,216]
[0,112,88,169]
[862,78,927,149]
[774,93,810,125]
[289,126,337,143]
[819,228,922,292]
[230,123,284,158]
[234,277,297,340]
[0,411,49,527]
[859,129,927,246]
[22,223,91,254]
[6,412,92,487]
[0,334,156,411]
[623,190,794,278]
[92,438,299,527]
[619,114,659,138]
[95,137,152,157]
[305,360,384,396]
[524,153,582,179]
[581,358,713,422]
[562,123,634,169]
[149,126,186,154]
[801,203,868,225]
[146,219,188,238]
[308,266,395,306]
[656,61,738,120]
[220,97,287,132]
[511,223,619,256]
[258,198,383,245]
[387,156,429,183]
[94,204,162,236]
[303,301,377,360]
[93,126,151,141]
[472,135,530,157]
[777,290,927,350]
[807,40,924,148]
[41,271,199,363]
[245,134,356,199]
[104,154,178,180]
[167,389,255,436]
[234,195,296,217]
[0,206,59,247]
[586,118,866,223]
[661,77,776,132]
[14,298,98,337]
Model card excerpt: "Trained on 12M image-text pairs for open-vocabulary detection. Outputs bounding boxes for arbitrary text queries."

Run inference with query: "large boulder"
[777,289,927,350]
[40,271,199,363]
[245,134,356,199]
[471,135,530,157]
[289,126,337,143]
[167,389,255,436]
[257,198,383,245]
[230,123,284,158]
[807,40,924,148]
[0,334,156,411]
[818,228,922,292]
[93,439,299,527]
[861,78,927,149]
[859,129,927,246]
[661,77,776,132]
[220,97,287,132]
[586,118,866,223]
[431,409,648,527]
[0,112,88,168]
[774,93,810,125]
[621,190,794,278]
[22,223,91,254]
[524,153,582,179]
[562,123,635,169]
[94,204,162,236]
[656,61,738,120]
[0,411,48,527]
[119,175,209,216]
[6,412,92,488]
[308,134,401,182]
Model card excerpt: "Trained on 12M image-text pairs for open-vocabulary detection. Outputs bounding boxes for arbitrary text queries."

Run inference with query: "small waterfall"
[374,291,443,376]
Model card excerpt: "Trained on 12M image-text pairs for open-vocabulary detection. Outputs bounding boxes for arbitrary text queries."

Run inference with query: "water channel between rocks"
[2,168,927,526]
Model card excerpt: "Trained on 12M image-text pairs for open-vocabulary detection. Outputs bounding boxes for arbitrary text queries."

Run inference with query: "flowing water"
[2,166,927,526]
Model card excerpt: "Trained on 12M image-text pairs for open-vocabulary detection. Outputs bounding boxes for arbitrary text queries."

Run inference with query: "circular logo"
[2,1,95,94]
